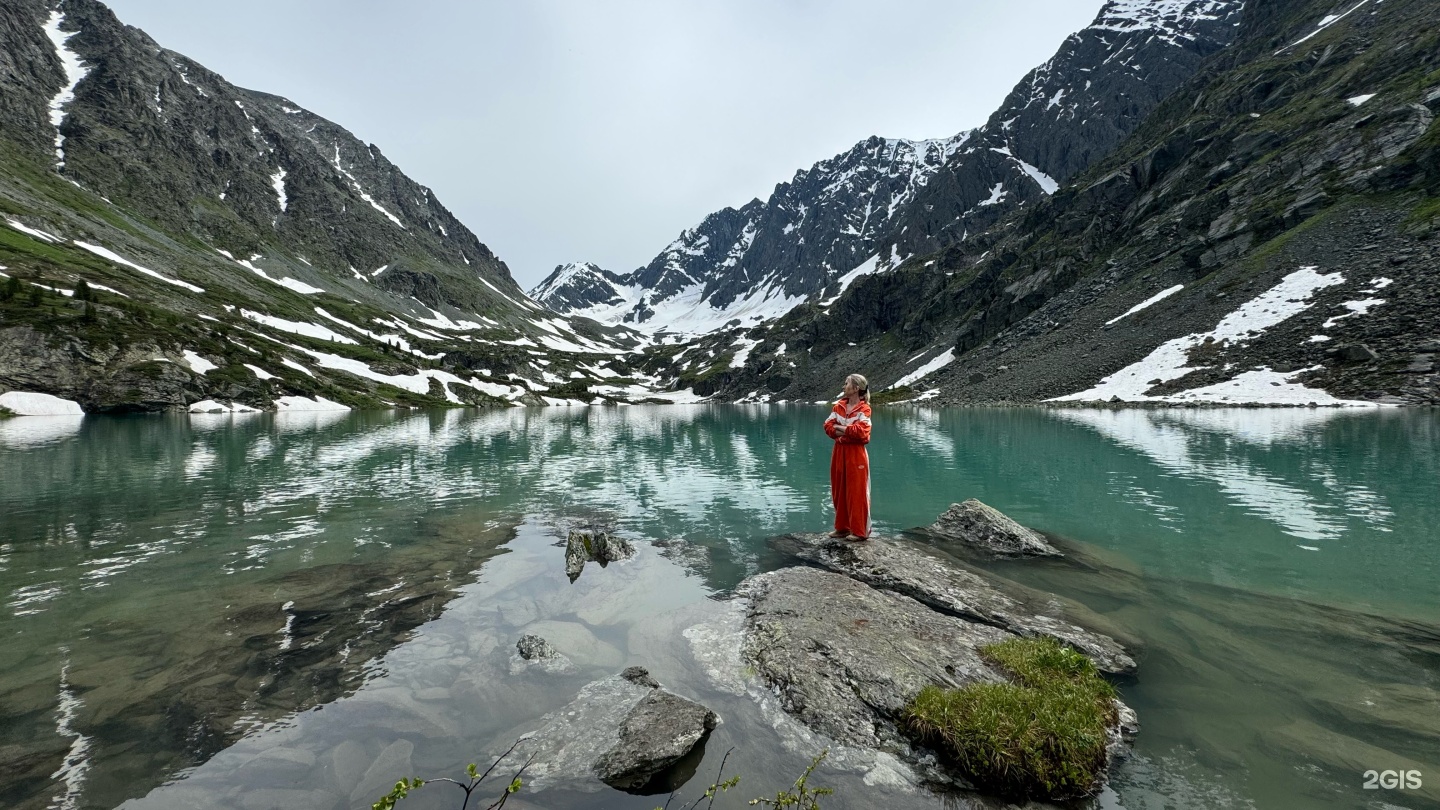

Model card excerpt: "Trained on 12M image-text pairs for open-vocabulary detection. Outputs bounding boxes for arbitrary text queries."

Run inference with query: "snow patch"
[240,310,358,344]
[0,391,84,416]
[42,12,92,169]
[1051,266,1372,405]
[188,400,259,414]
[1106,284,1185,325]
[74,242,204,292]
[893,349,956,389]
[182,350,217,375]
[5,219,62,243]
[274,395,350,412]
[269,168,288,212]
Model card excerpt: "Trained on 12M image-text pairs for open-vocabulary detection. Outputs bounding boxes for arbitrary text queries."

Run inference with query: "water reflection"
[1054,408,1391,541]
[0,414,85,448]
[1,406,1436,810]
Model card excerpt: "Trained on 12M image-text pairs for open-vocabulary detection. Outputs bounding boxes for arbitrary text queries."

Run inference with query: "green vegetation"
[371,743,530,810]
[904,637,1117,801]
[869,385,914,406]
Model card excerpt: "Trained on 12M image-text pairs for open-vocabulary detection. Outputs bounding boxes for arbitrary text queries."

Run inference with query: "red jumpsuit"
[824,399,872,538]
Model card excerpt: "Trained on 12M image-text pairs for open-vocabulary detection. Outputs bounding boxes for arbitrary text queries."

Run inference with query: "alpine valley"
[3,0,1439,415]
[535,0,1440,408]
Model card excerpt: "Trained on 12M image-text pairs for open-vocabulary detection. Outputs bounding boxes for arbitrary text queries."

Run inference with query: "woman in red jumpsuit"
[824,373,872,540]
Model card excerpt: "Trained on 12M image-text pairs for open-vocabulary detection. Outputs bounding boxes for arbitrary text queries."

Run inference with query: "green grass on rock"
[903,636,1118,801]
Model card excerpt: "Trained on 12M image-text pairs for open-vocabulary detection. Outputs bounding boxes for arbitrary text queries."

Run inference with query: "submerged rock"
[924,499,1061,557]
[770,533,1135,675]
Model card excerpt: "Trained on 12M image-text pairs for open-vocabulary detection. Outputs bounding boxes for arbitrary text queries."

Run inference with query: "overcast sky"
[104,0,1104,290]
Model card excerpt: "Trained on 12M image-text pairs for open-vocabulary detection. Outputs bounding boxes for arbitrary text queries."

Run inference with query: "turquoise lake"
[1,405,1436,809]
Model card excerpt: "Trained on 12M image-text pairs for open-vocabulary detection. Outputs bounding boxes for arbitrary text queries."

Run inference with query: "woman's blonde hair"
[845,373,870,404]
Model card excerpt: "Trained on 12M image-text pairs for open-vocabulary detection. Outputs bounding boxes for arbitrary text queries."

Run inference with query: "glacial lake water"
[1,405,1437,810]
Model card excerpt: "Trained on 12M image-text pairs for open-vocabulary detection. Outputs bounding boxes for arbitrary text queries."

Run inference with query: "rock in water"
[742,567,1013,750]
[926,499,1060,557]
[494,667,719,794]
[770,533,1134,675]
[564,530,638,581]
[594,532,637,565]
[564,531,590,582]
[517,634,560,661]
[593,690,719,790]
[511,633,577,675]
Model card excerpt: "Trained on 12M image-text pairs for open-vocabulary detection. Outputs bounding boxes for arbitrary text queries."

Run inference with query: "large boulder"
[495,667,717,794]
[925,499,1061,557]
[770,533,1134,675]
[593,688,719,790]
[742,566,1013,752]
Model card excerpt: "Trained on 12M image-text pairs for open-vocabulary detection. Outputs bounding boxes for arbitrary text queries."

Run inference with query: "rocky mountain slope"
[534,0,1245,339]
[0,0,669,414]
[704,0,1440,406]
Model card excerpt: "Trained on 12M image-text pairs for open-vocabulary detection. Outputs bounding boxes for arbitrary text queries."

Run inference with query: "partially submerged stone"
[594,687,719,791]
[564,530,638,582]
[925,499,1061,557]
[495,667,718,794]
[511,633,577,675]
[770,533,1135,675]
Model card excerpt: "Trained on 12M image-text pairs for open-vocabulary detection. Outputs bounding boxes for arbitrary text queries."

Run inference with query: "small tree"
[74,279,92,302]
[0,276,19,301]
[28,285,43,307]
[83,302,97,322]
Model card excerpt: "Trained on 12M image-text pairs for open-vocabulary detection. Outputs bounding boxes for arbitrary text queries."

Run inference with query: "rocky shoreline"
[506,505,1139,805]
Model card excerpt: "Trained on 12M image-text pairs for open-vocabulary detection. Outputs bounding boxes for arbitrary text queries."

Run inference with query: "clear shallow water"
[1,405,1436,809]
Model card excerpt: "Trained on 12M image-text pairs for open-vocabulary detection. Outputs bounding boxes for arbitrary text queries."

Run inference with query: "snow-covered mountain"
[532,135,970,335]
[533,0,1244,336]
[0,0,662,414]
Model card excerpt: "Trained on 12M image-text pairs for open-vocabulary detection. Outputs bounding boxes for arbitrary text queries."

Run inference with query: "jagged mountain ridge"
[533,134,970,334]
[704,0,1440,406]
[534,0,1245,336]
[0,0,666,415]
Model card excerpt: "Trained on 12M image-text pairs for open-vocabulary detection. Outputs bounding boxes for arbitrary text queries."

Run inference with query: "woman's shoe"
[845,534,868,542]
[827,530,848,538]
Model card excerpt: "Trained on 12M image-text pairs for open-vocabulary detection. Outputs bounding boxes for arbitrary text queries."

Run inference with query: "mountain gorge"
[0,0,670,415]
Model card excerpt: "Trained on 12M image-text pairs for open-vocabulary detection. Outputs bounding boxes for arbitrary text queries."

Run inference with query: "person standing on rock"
[824,373,872,540]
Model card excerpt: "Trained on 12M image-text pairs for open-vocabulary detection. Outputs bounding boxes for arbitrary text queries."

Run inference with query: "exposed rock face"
[593,688,719,791]
[925,499,1061,558]
[769,533,1134,675]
